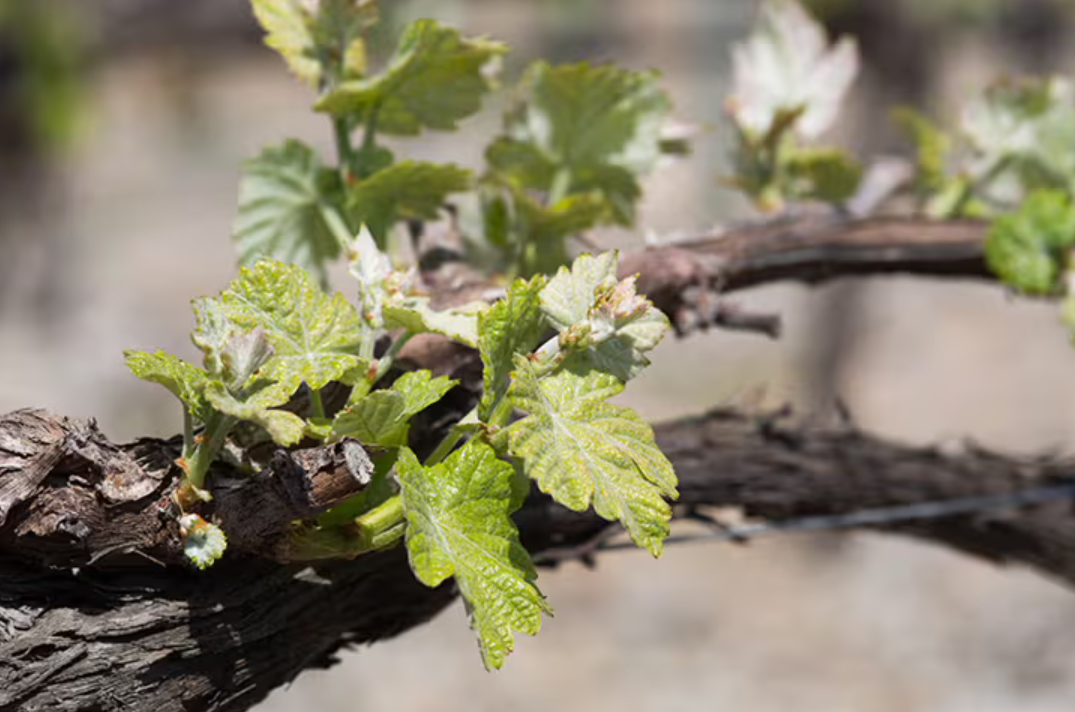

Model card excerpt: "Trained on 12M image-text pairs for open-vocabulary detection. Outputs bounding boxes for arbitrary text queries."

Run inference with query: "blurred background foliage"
[7,2,1075,711]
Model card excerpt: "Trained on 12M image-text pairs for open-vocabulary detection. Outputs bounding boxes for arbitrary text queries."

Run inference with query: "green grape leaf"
[488,61,671,226]
[251,0,376,87]
[729,0,858,140]
[784,147,862,204]
[217,260,365,390]
[477,276,548,421]
[124,350,212,421]
[384,297,484,348]
[317,19,506,135]
[986,190,1075,294]
[333,370,456,447]
[541,252,669,381]
[397,441,549,669]
[507,360,676,556]
[347,160,471,243]
[232,140,347,284]
[961,77,1075,204]
[205,379,306,446]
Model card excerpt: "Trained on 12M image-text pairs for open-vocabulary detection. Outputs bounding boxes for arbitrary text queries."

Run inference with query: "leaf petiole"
[320,203,356,256]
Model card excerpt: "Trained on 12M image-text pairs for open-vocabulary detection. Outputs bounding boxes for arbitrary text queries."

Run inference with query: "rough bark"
[3,406,1075,712]
[7,214,1067,712]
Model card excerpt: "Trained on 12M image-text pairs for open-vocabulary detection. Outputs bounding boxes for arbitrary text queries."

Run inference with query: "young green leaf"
[784,147,862,204]
[317,19,507,135]
[384,297,483,349]
[477,276,548,421]
[179,514,228,570]
[217,260,365,390]
[729,0,858,140]
[986,190,1075,295]
[541,252,670,381]
[488,61,672,226]
[333,370,456,447]
[124,350,212,421]
[232,140,348,284]
[506,360,677,556]
[397,441,549,669]
[192,297,240,377]
[204,379,306,446]
[347,160,471,244]
[540,250,618,328]
[251,0,376,88]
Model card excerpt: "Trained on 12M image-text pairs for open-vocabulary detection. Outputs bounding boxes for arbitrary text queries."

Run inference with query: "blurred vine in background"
[0,2,83,157]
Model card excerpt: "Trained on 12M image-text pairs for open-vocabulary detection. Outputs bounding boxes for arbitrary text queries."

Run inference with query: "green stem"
[373,331,416,385]
[184,412,235,496]
[354,494,406,550]
[182,408,195,461]
[321,204,356,255]
[309,388,325,420]
[362,107,380,155]
[946,155,1013,218]
[426,426,467,467]
[333,117,356,179]
[359,323,377,364]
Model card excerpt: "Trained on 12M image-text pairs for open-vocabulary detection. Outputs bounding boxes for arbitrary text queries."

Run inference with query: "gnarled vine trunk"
[4,216,1074,712]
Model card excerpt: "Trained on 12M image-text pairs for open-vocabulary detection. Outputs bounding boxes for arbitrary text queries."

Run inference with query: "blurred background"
[5,1,1075,710]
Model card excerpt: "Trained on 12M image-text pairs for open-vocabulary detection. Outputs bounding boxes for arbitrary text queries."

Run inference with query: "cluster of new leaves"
[127,0,689,671]
[237,1,501,285]
[129,238,676,668]
[724,0,862,211]
[893,74,1075,326]
[238,0,683,285]
[722,5,1075,342]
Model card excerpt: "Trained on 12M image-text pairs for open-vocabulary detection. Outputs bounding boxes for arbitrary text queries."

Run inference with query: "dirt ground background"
[4,1,1075,710]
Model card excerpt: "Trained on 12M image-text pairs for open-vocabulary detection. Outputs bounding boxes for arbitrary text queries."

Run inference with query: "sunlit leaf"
[398,441,549,669]
[333,370,456,447]
[205,379,306,446]
[217,260,365,390]
[506,360,677,556]
[384,297,484,348]
[124,350,212,421]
